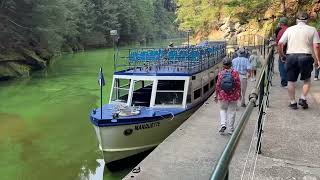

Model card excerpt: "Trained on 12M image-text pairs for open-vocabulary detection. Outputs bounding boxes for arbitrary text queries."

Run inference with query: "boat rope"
[132,166,141,173]
[144,107,175,121]
[155,110,175,121]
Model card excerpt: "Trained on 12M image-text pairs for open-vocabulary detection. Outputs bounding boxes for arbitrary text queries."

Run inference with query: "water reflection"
[79,159,104,180]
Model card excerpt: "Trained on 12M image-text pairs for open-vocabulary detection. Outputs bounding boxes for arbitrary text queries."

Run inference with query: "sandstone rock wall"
[0,49,49,80]
[194,0,320,44]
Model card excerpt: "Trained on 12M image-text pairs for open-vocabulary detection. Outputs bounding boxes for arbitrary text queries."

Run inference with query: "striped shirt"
[232,56,251,75]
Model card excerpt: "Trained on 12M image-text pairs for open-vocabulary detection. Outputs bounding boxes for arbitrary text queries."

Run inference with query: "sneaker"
[283,86,288,89]
[314,78,319,81]
[288,103,298,110]
[298,98,309,109]
[227,131,234,135]
[219,126,226,133]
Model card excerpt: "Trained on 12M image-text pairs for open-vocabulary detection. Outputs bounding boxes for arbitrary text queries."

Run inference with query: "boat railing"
[113,42,226,74]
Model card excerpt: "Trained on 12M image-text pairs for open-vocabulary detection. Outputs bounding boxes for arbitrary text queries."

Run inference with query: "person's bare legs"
[302,79,311,98]
[297,79,311,109]
[288,81,296,102]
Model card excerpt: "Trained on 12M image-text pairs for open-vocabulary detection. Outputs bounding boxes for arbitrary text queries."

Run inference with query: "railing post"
[188,47,190,72]
[266,48,274,107]
[263,40,266,59]
[257,72,265,154]
[224,169,229,180]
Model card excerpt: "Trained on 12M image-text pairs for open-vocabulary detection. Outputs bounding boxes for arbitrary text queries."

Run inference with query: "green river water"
[0,39,183,180]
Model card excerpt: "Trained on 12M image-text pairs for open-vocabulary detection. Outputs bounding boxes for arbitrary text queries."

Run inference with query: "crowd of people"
[214,10,320,134]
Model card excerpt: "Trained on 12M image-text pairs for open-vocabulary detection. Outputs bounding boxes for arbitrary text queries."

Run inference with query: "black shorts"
[286,54,314,82]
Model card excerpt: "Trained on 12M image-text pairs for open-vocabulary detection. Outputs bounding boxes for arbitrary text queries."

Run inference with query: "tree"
[0,0,179,54]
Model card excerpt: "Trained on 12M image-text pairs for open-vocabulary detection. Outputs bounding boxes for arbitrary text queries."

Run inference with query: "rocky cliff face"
[0,48,51,80]
[194,0,320,43]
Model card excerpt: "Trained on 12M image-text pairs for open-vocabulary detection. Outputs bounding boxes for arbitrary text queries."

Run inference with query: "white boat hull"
[93,107,197,164]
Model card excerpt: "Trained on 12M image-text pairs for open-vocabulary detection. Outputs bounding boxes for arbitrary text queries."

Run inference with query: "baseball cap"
[296,11,309,20]
[223,58,232,66]
[279,17,288,25]
[238,47,245,54]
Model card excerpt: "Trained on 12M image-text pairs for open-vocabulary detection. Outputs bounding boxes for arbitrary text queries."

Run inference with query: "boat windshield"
[111,78,131,103]
[155,80,185,106]
[131,80,153,107]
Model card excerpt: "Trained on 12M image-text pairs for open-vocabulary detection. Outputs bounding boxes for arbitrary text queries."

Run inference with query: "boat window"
[131,80,153,107]
[157,80,185,90]
[111,78,131,103]
[194,88,201,100]
[210,79,215,88]
[155,80,185,105]
[203,84,209,94]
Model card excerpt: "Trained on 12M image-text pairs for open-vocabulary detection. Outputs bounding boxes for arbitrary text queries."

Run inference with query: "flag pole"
[98,67,105,119]
[101,80,103,119]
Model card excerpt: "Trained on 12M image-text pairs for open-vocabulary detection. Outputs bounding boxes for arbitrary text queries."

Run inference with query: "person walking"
[232,47,239,59]
[249,50,259,81]
[278,11,320,109]
[315,59,320,81]
[276,17,289,87]
[214,58,241,135]
[232,48,251,107]
[314,32,320,81]
[244,47,251,58]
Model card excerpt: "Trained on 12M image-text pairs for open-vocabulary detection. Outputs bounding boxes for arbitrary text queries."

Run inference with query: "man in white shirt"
[278,11,320,109]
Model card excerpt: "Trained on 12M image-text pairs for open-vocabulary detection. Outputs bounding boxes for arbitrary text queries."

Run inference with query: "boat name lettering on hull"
[135,122,160,131]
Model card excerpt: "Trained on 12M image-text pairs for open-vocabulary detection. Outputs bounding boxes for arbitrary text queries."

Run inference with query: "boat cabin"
[110,75,189,109]
[110,69,218,109]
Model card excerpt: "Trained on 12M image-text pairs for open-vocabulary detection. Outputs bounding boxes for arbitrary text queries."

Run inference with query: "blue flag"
[98,67,105,87]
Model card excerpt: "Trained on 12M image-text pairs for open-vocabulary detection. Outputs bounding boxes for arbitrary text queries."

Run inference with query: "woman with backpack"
[214,58,241,135]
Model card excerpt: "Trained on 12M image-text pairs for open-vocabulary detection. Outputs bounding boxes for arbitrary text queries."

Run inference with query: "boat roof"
[114,66,196,76]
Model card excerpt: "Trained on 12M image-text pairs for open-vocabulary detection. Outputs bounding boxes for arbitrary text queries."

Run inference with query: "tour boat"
[89,42,226,167]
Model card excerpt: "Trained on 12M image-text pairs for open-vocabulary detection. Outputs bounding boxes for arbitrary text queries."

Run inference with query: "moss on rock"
[21,48,46,70]
[0,48,48,81]
[0,51,25,62]
[0,62,30,80]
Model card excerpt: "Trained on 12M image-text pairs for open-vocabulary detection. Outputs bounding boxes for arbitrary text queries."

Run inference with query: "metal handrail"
[210,45,274,180]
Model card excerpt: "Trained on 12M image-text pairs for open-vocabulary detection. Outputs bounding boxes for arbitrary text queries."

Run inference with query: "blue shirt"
[232,56,251,75]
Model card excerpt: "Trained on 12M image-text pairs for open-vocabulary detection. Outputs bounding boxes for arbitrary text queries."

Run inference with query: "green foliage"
[176,0,271,32]
[0,0,178,54]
